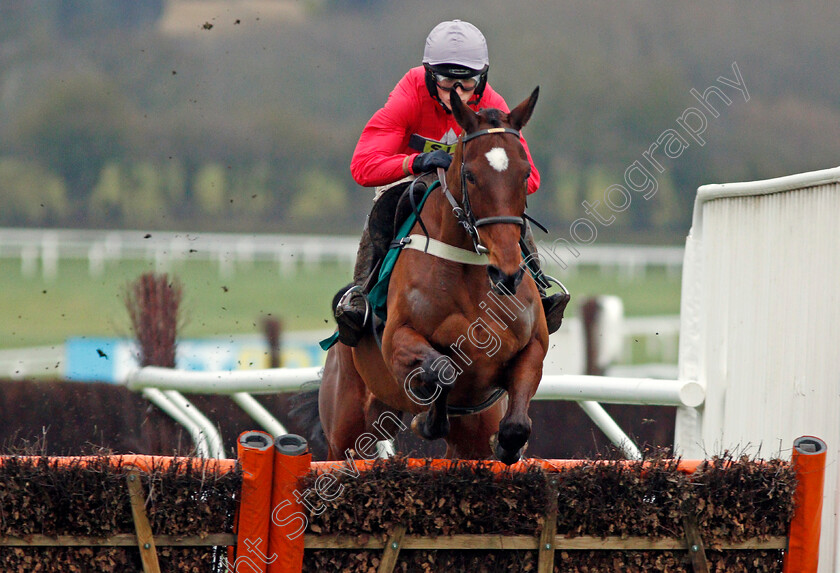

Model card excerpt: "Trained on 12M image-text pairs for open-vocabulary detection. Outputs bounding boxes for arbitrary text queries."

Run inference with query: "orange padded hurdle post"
[783,435,827,573]
[267,434,311,573]
[231,431,276,573]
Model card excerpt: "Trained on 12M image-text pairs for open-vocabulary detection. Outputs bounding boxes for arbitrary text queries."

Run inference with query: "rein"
[436,127,526,256]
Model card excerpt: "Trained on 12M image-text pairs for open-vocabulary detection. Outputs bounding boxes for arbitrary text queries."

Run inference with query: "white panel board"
[676,166,840,571]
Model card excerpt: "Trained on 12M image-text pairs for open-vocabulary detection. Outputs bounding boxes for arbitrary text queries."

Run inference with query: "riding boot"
[333,174,436,347]
[333,220,378,347]
[522,223,570,335]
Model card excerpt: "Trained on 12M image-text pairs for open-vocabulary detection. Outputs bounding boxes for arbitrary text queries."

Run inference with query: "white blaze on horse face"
[484,147,509,172]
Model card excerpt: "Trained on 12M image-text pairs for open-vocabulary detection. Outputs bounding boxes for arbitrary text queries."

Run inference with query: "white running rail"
[126,366,704,461]
[126,366,702,407]
[0,228,684,279]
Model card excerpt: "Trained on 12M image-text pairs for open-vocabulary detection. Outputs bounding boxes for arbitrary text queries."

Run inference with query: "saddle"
[368,173,438,261]
[320,177,438,351]
[367,176,439,322]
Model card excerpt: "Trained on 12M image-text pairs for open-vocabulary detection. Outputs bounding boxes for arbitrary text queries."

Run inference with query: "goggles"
[433,73,481,92]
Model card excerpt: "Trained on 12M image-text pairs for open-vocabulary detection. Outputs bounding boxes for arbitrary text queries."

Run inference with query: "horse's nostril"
[487,265,504,284]
[488,265,524,295]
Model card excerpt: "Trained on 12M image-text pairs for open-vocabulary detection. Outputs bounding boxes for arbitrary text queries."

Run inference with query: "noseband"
[437,127,526,255]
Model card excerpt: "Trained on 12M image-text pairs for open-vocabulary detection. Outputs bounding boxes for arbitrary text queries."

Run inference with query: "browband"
[461,127,520,143]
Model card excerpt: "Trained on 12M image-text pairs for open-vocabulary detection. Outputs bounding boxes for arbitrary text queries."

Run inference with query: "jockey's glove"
[412,149,452,174]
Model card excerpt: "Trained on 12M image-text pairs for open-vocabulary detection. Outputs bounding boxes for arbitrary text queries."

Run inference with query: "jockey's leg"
[333,219,377,346]
[333,175,435,347]
[521,222,570,335]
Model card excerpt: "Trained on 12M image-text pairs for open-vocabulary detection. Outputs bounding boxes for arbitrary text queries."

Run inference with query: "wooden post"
[126,467,161,573]
[378,524,407,573]
[682,513,709,573]
[537,476,559,573]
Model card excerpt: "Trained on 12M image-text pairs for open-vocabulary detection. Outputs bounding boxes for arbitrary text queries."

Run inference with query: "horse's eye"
[465,171,477,185]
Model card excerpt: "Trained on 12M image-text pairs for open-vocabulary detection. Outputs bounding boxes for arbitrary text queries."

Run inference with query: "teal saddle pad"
[319,181,438,351]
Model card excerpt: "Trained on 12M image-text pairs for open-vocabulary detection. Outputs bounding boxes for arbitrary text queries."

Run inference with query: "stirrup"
[540,273,570,298]
[335,286,371,346]
[336,285,371,327]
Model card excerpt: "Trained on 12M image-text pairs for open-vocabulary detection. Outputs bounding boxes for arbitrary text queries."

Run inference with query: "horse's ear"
[508,87,539,131]
[450,91,481,134]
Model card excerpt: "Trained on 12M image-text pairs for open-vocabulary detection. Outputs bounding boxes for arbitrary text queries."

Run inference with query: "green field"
[2,258,682,349]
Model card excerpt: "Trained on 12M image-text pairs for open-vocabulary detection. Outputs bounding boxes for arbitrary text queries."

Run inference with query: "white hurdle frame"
[126,366,704,461]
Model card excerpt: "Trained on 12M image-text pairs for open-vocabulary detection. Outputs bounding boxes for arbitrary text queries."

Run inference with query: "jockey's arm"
[350,77,420,188]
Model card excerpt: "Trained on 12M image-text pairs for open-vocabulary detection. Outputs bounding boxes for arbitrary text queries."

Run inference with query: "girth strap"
[446,388,507,417]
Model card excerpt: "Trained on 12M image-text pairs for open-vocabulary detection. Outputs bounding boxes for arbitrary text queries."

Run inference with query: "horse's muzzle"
[488,265,525,295]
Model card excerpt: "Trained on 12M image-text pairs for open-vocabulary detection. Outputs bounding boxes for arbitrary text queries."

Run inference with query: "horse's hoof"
[490,432,527,465]
[410,412,427,438]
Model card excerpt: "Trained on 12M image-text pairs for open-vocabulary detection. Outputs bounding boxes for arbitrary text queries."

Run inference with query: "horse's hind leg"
[319,345,368,460]
[444,400,505,459]
[365,398,406,457]
[494,339,545,465]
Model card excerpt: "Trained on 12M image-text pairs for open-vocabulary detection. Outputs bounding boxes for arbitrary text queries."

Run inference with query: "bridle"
[436,127,526,255]
[388,126,558,415]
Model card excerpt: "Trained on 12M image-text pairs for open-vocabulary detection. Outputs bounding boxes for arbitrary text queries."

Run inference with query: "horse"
[317,87,548,465]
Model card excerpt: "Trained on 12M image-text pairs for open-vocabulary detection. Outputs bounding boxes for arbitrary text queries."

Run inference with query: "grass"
[1,258,682,349]
[557,266,683,318]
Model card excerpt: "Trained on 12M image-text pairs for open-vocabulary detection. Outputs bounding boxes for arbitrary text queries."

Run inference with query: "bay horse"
[318,87,548,465]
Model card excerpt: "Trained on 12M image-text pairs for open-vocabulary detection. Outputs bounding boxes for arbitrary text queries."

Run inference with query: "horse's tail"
[288,380,328,460]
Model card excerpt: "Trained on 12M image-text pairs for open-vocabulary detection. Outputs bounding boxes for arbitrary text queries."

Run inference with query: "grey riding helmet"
[422,20,489,104]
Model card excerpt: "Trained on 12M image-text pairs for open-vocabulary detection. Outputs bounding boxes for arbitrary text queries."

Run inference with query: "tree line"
[1,1,838,241]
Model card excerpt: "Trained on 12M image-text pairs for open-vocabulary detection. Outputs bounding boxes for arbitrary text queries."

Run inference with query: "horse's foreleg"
[409,385,451,441]
[386,326,452,441]
[494,339,545,465]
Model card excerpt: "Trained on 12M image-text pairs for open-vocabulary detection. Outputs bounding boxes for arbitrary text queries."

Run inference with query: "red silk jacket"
[350,66,540,194]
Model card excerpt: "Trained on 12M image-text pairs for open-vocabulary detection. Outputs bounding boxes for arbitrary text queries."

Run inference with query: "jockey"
[334,19,569,347]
